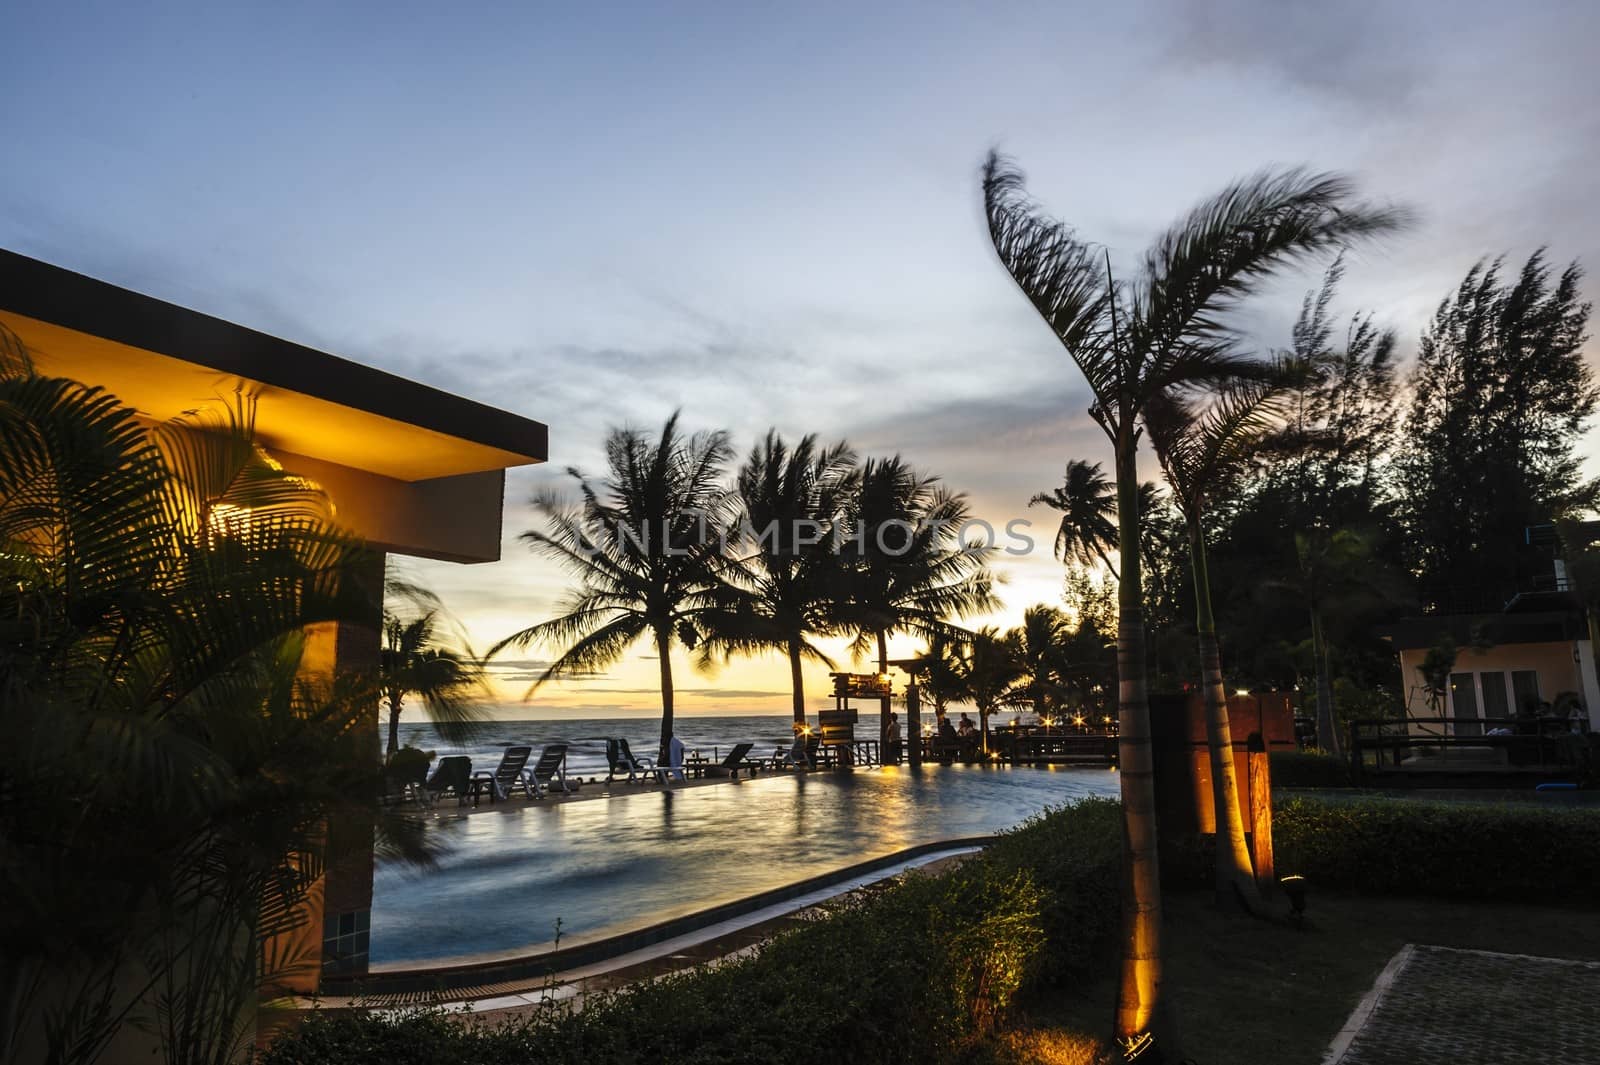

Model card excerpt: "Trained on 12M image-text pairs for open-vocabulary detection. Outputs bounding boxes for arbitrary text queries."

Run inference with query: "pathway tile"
[1329,944,1600,1065]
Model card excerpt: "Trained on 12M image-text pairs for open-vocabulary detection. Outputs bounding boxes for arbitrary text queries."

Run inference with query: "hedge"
[1269,749,1353,788]
[1273,795,1600,905]
[258,799,1124,1065]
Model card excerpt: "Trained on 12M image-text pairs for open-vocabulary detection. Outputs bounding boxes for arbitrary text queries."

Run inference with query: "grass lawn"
[985,889,1600,1065]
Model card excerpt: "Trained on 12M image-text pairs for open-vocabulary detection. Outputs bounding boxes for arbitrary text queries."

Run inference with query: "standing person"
[936,714,960,764]
[665,733,686,782]
[884,711,903,764]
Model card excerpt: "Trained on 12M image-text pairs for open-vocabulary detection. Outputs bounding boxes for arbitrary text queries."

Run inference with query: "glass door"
[1479,671,1509,728]
[1449,672,1481,736]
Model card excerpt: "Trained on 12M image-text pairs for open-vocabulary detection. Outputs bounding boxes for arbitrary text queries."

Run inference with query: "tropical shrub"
[0,336,422,1065]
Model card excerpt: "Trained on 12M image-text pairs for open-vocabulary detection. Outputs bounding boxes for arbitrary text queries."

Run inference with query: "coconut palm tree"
[950,627,1028,750]
[1010,605,1071,718]
[1031,460,1119,573]
[1146,375,1291,912]
[835,456,998,744]
[380,609,487,758]
[982,152,1409,1055]
[0,339,423,1064]
[495,412,735,751]
[700,431,858,724]
[912,629,969,719]
[1032,464,1166,582]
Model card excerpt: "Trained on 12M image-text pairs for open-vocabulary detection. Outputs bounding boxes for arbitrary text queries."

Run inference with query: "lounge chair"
[702,742,759,780]
[529,743,572,796]
[469,745,536,803]
[425,755,473,806]
[606,738,662,783]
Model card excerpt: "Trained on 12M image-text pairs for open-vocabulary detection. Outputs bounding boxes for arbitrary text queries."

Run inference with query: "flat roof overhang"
[1,250,547,563]
[1376,610,1586,652]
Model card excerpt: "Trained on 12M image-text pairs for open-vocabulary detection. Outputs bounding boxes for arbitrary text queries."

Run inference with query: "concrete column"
[272,551,384,996]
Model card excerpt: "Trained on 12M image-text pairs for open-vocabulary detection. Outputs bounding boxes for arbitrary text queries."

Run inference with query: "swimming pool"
[371,763,1119,967]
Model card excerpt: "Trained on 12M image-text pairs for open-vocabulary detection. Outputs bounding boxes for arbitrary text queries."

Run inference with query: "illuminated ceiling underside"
[0,252,547,483]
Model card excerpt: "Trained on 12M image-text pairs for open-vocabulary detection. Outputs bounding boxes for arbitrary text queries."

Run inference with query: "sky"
[4,0,1597,719]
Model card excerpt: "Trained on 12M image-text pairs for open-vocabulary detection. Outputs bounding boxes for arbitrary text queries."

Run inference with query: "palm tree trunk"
[656,625,676,753]
[788,636,807,725]
[1310,608,1341,755]
[1111,443,1175,1056]
[1191,529,1264,914]
[877,629,891,761]
[386,699,402,759]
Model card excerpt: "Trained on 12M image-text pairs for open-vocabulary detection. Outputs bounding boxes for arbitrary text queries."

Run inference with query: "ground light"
[1281,874,1309,925]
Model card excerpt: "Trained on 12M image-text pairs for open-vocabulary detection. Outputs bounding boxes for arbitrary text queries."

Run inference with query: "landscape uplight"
[1281,874,1309,925]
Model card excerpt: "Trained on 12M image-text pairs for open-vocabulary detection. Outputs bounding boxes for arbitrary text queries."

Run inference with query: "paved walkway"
[1327,944,1600,1064]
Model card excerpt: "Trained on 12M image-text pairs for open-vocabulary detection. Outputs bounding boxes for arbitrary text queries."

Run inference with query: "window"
[1512,670,1541,715]
[1479,671,1509,722]
[1450,672,1481,736]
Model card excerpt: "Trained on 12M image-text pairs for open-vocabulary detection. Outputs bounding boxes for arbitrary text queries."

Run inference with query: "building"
[1378,526,1600,735]
[0,248,548,993]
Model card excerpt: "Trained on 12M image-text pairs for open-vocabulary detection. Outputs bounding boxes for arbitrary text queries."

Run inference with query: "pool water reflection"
[371,763,1119,966]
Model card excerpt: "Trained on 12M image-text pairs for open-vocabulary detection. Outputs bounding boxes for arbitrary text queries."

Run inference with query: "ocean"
[393,713,893,780]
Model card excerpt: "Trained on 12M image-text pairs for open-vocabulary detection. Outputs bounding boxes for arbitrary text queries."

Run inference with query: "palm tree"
[1031,460,1119,573]
[1011,605,1071,718]
[0,340,424,1064]
[495,412,735,751]
[1146,376,1290,912]
[1032,463,1170,582]
[912,629,969,719]
[951,627,1027,750]
[982,152,1408,1055]
[380,609,487,758]
[836,457,998,744]
[702,431,858,724]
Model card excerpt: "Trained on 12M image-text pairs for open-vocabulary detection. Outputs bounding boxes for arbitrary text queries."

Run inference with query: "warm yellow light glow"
[1120,1031,1156,1060]
[206,502,251,541]
[1073,715,1085,726]
[1235,687,1251,696]
[2,312,542,481]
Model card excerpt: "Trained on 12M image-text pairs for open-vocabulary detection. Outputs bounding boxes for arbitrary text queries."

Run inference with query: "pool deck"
[1326,944,1600,1064]
[403,762,898,817]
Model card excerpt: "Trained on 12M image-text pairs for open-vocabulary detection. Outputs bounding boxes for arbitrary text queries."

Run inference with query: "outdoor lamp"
[1281,874,1309,923]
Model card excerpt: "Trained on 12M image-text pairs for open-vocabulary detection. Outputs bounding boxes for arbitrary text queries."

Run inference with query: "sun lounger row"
[605,739,763,783]
[400,743,573,807]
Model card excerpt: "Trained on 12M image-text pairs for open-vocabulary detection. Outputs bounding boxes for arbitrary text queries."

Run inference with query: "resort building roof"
[0,249,547,563]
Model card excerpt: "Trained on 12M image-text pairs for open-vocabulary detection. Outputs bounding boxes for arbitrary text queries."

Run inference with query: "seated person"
[788,725,815,768]
[957,713,976,738]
